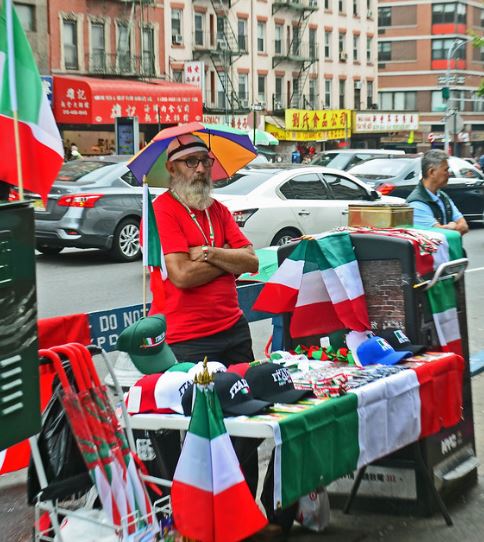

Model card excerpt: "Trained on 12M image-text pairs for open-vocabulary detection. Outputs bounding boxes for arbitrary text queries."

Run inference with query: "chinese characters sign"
[53,76,203,125]
[354,112,419,133]
[265,124,347,142]
[203,114,250,130]
[285,109,352,132]
[184,61,204,95]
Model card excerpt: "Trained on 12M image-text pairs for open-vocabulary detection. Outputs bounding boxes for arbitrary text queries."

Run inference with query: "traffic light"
[442,86,450,100]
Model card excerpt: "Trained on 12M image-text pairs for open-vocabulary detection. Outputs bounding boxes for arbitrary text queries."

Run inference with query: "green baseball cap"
[117,315,177,374]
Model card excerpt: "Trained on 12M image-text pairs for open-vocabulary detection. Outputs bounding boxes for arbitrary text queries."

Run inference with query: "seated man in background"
[406,149,468,235]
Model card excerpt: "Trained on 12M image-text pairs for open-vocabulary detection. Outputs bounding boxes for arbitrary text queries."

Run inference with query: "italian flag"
[426,276,463,356]
[253,232,370,337]
[143,183,167,311]
[171,383,267,542]
[268,354,463,509]
[0,0,63,201]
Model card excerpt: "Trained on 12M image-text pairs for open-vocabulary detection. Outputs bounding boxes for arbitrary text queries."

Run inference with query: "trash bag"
[54,509,118,542]
[296,486,330,532]
[27,360,90,504]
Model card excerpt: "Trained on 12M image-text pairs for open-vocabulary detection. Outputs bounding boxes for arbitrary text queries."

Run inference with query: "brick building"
[377,0,484,154]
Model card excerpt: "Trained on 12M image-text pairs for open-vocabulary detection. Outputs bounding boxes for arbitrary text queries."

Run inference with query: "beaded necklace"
[170,190,215,247]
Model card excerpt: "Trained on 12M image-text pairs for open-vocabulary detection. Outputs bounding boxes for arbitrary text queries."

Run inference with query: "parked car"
[212,166,405,248]
[348,155,484,222]
[32,157,158,261]
[310,148,405,171]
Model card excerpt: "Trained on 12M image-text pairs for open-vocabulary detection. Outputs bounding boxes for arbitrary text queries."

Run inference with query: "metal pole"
[253,107,257,144]
[444,39,467,155]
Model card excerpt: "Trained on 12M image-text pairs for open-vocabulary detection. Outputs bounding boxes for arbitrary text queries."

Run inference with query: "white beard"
[170,176,212,210]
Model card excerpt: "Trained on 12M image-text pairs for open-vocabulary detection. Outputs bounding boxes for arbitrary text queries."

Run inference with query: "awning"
[53,75,203,125]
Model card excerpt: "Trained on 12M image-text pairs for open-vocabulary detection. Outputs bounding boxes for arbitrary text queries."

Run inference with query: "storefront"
[353,111,420,152]
[265,109,352,159]
[52,75,203,156]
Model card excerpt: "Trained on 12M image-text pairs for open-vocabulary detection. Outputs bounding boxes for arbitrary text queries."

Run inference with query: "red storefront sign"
[53,76,203,125]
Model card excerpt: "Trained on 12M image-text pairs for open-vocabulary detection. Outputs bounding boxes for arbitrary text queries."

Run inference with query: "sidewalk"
[1,371,483,542]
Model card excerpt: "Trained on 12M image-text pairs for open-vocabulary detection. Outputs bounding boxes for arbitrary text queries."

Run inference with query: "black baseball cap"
[244,363,310,404]
[379,329,426,355]
[182,372,271,417]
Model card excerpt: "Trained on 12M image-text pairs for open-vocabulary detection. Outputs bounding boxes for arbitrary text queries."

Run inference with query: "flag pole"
[6,0,24,200]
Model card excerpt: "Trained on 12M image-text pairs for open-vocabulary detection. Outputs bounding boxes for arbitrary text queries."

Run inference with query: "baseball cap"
[244,363,310,404]
[182,372,270,417]
[166,362,196,373]
[379,329,426,355]
[356,336,412,367]
[166,134,209,162]
[226,362,251,378]
[117,315,177,374]
[125,371,193,415]
[346,330,375,367]
[187,361,226,380]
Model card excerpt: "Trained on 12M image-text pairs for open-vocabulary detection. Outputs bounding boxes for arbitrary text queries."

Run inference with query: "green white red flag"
[426,276,463,356]
[171,383,267,541]
[252,232,370,337]
[0,0,63,201]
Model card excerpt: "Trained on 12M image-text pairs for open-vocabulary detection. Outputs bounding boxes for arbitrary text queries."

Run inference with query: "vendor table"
[128,352,463,517]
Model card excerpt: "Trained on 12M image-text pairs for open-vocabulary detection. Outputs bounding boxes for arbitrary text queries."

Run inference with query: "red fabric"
[413,354,464,437]
[150,192,251,343]
[37,313,91,349]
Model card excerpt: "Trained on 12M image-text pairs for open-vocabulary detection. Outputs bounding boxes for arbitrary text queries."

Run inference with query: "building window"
[238,73,248,103]
[90,23,105,72]
[309,28,317,59]
[431,90,446,112]
[473,92,484,112]
[324,31,332,59]
[292,78,300,108]
[217,73,228,109]
[171,9,182,45]
[367,80,373,108]
[257,74,266,103]
[275,24,283,55]
[292,26,300,56]
[354,80,361,109]
[324,0,331,9]
[378,42,391,62]
[194,13,204,47]
[338,32,345,53]
[325,79,332,108]
[366,36,372,62]
[14,2,35,31]
[257,21,266,53]
[309,79,317,109]
[237,19,247,51]
[378,6,391,26]
[353,0,359,17]
[172,69,182,82]
[432,3,466,25]
[275,76,283,108]
[117,24,131,72]
[63,19,78,70]
[142,27,155,75]
[338,0,345,13]
[339,79,345,108]
[432,38,465,61]
[379,91,417,111]
[353,35,359,61]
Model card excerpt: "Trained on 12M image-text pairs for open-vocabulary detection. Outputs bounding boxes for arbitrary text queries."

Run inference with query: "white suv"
[311,149,405,171]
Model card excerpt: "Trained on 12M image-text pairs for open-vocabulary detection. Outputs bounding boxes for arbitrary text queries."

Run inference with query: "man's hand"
[441,218,469,235]
[205,245,258,275]
[188,246,206,262]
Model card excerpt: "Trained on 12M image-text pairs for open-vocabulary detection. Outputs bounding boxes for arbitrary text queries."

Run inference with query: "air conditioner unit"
[217,38,227,50]
[339,51,347,62]
[173,34,183,45]
[354,80,361,89]
[367,10,373,18]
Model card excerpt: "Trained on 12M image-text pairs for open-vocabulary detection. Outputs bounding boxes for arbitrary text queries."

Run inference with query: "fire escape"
[272,0,318,111]
[192,0,249,114]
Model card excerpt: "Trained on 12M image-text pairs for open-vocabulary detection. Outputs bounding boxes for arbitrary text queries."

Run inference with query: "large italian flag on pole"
[171,383,267,542]
[0,0,63,201]
[253,232,370,337]
[426,276,463,356]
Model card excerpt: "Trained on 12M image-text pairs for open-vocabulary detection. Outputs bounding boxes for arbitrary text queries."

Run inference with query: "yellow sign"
[265,124,347,142]
[285,109,352,132]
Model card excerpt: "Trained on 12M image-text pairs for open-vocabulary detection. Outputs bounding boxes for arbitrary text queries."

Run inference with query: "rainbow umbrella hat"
[127,122,258,187]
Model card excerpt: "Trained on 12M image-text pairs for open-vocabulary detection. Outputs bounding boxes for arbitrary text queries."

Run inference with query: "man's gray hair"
[422,149,448,178]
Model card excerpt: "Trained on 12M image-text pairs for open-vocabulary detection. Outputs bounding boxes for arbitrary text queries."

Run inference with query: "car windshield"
[350,159,416,177]
[213,171,274,195]
[311,153,342,168]
[55,160,118,182]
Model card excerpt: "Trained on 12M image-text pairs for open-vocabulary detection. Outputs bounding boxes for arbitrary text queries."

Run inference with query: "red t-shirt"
[149,192,251,343]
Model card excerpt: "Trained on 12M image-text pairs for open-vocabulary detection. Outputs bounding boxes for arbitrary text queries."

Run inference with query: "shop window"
[63,19,78,70]
[378,7,391,27]
[325,174,367,200]
[14,2,35,31]
[378,42,391,62]
[280,174,329,200]
[90,23,105,72]
[171,9,182,45]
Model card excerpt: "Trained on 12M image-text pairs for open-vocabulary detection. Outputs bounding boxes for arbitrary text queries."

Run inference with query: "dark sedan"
[348,156,484,222]
[33,157,161,261]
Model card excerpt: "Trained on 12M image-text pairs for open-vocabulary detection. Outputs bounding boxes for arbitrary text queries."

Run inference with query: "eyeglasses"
[174,157,215,168]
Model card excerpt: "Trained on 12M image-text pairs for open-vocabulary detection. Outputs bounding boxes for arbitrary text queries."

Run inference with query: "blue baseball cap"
[357,336,412,367]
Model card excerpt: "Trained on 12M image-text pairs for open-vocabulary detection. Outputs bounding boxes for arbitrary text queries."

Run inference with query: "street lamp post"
[252,102,264,146]
[443,38,469,155]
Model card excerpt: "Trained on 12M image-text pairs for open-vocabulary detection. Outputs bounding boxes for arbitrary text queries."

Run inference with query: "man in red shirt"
[150,133,258,364]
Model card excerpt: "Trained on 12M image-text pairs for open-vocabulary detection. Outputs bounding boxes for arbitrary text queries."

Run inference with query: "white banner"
[354,112,419,133]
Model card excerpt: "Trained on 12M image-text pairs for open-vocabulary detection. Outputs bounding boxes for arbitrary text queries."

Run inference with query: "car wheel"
[270,228,302,247]
[109,218,141,262]
[36,244,63,255]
